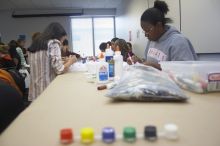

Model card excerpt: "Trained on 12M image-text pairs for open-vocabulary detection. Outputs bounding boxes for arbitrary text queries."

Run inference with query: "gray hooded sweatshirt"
[145,25,198,63]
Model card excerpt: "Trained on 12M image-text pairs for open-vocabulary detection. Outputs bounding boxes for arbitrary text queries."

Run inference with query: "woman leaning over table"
[28,22,77,101]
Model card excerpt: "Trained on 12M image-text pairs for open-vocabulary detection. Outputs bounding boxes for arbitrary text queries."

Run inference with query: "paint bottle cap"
[102,127,115,143]
[144,126,157,141]
[123,127,136,142]
[81,128,94,144]
[164,123,178,140]
[60,128,73,144]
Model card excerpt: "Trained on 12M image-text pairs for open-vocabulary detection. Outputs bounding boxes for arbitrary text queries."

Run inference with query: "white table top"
[0,72,220,146]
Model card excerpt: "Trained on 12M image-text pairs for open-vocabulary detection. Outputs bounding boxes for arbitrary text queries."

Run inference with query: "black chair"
[0,79,24,133]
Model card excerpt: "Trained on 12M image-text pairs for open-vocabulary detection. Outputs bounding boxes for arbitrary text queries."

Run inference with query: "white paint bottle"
[113,50,123,81]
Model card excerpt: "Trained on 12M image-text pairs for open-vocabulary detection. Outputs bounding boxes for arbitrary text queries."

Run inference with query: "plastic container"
[96,58,109,84]
[160,61,220,93]
[86,61,97,75]
[113,51,123,81]
[105,48,114,80]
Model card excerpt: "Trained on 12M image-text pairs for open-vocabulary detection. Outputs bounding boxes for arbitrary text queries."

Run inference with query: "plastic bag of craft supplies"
[106,64,189,102]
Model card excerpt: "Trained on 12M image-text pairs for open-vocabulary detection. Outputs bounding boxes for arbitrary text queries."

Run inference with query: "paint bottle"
[96,54,109,84]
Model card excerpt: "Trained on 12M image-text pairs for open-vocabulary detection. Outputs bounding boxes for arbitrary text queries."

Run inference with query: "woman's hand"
[127,56,143,65]
[143,61,162,70]
[67,55,77,65]
[63,55,77,72]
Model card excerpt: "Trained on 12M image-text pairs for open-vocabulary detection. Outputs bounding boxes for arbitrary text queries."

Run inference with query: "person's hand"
[127,56,139,65]
[143,61,162,70]
[67,55,77,65]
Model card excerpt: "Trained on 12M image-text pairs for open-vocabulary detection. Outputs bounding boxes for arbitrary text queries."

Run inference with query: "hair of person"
[115,39,129,61]
[8,40,18,57]
[32,32,41,41]
[111,37,119,42]
[107,41,111,46]
[29,22,67,53]
[127,42,132,48]
[141,0,172,26]
[63,39,69,46]
[115,39,129,51]
[99,42,107,52]
[17,38,25,46]
[8,40,18,55]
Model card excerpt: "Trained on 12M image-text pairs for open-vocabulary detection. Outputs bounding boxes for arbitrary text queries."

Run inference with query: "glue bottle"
[113,48,123,81]
[96,53,109,84]
[105,47,114,80]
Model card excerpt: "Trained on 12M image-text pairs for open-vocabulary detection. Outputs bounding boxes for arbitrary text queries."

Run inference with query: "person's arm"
[16,47,27,66]
[21,48,27,56]
[127,56,161,70]
[127,55,144,65]
[170,37,197,61]
[67,50,81,59]
[49,41,77,74]
[63,55,77,72]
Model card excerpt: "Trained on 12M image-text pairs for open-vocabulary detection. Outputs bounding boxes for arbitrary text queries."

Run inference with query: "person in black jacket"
[8,40,21,70]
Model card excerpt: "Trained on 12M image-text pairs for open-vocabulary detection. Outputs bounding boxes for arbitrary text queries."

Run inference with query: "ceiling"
[0,0,123,10]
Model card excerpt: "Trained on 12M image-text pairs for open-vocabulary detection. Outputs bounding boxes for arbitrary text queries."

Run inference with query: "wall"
[181,0,220,53]
[0,10,71,48]
[115,0,148,58]
[0,8,115,49]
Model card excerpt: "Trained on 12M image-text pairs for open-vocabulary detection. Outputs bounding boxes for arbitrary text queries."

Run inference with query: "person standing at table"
[28,22,77,101]
[129,0,197,70]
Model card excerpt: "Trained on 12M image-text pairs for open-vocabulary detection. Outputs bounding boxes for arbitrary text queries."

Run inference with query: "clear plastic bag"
[160,61,220,93]
[106,65,189,102]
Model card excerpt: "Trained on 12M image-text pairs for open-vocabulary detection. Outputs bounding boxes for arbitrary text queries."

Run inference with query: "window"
[71,17,115,56]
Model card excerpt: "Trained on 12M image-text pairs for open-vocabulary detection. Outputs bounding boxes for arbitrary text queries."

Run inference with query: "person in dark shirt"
[8,40,21,70]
